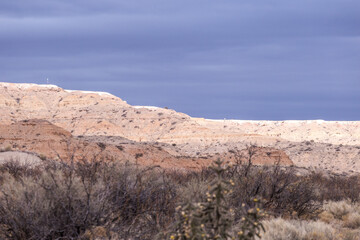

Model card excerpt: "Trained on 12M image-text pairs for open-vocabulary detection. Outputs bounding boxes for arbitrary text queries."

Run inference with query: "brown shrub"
[259,218,336,240]
[0,159,177,240]
[323,200,353,220]
[343,212,360,229]
[1,145,360,239]
[318,211,335,223]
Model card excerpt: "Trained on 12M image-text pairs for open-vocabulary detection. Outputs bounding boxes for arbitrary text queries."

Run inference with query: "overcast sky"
[1,1,359,120]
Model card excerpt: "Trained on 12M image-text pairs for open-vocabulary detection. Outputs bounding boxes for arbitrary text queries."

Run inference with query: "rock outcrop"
[0,119,292,170]
[0,82,359,173]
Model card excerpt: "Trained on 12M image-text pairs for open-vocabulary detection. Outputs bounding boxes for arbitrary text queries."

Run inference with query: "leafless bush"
[224,146,360,219]
[0,160,41,181]
[225,146,320,218]
[312,174,360,202]
[1,145,360,239]
[0,159,176,239]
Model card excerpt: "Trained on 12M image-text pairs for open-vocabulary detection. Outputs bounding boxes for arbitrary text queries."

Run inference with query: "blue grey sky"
[1,0,359,120]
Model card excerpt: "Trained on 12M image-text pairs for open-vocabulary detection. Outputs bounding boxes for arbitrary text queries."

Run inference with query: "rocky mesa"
[0,82,359,173]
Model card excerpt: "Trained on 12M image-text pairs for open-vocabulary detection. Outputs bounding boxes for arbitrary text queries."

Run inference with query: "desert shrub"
[337,229,360,240]
[259,218,336,240]
[0,160,41,181]
[258,218,302,240]
[172,147,360,222]
[1,146,360,239]
[0,162,109,239]
[301,221,336,240]
[311,174,360,202]
[81,226,109,239]
[108,165,177,238]
[0,146,12,152]
[343,212,360,229]
[177,178,209,204]
[164,159,265,240]
[116,145,124,151]
[224,146,360,219]
[0,159,177,240]
[135,152,143,159]
[323,200,353,220]
[318,211,335,223]
[96,142,106,150]
[228,161,319,218]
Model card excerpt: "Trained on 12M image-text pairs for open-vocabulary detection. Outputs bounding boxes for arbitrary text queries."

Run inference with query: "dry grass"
[337,229,360,240]
[323,200,353,220]
[256,218,302,240]
[318,211,335,223]
[259,218,336,240]
[343,212,360,229]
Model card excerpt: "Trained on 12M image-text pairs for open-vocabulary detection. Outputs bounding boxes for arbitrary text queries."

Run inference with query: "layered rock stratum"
[0,82,359,173]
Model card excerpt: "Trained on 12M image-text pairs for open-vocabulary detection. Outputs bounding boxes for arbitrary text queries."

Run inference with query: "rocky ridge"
[0,82,359,173]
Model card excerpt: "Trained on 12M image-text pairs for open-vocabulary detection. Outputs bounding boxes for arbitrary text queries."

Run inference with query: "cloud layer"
[1,0,359,120]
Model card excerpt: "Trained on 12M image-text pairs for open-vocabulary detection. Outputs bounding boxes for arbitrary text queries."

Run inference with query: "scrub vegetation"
[0,150,360,239]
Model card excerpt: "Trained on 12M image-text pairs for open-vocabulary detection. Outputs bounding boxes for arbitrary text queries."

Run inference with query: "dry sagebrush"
[0,159,177,239]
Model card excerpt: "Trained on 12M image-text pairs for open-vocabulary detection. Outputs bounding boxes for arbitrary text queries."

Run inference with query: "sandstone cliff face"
[0,82,359,173]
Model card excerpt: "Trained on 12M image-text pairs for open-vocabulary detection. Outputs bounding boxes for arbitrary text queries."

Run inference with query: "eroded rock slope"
[0,82,359,173]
